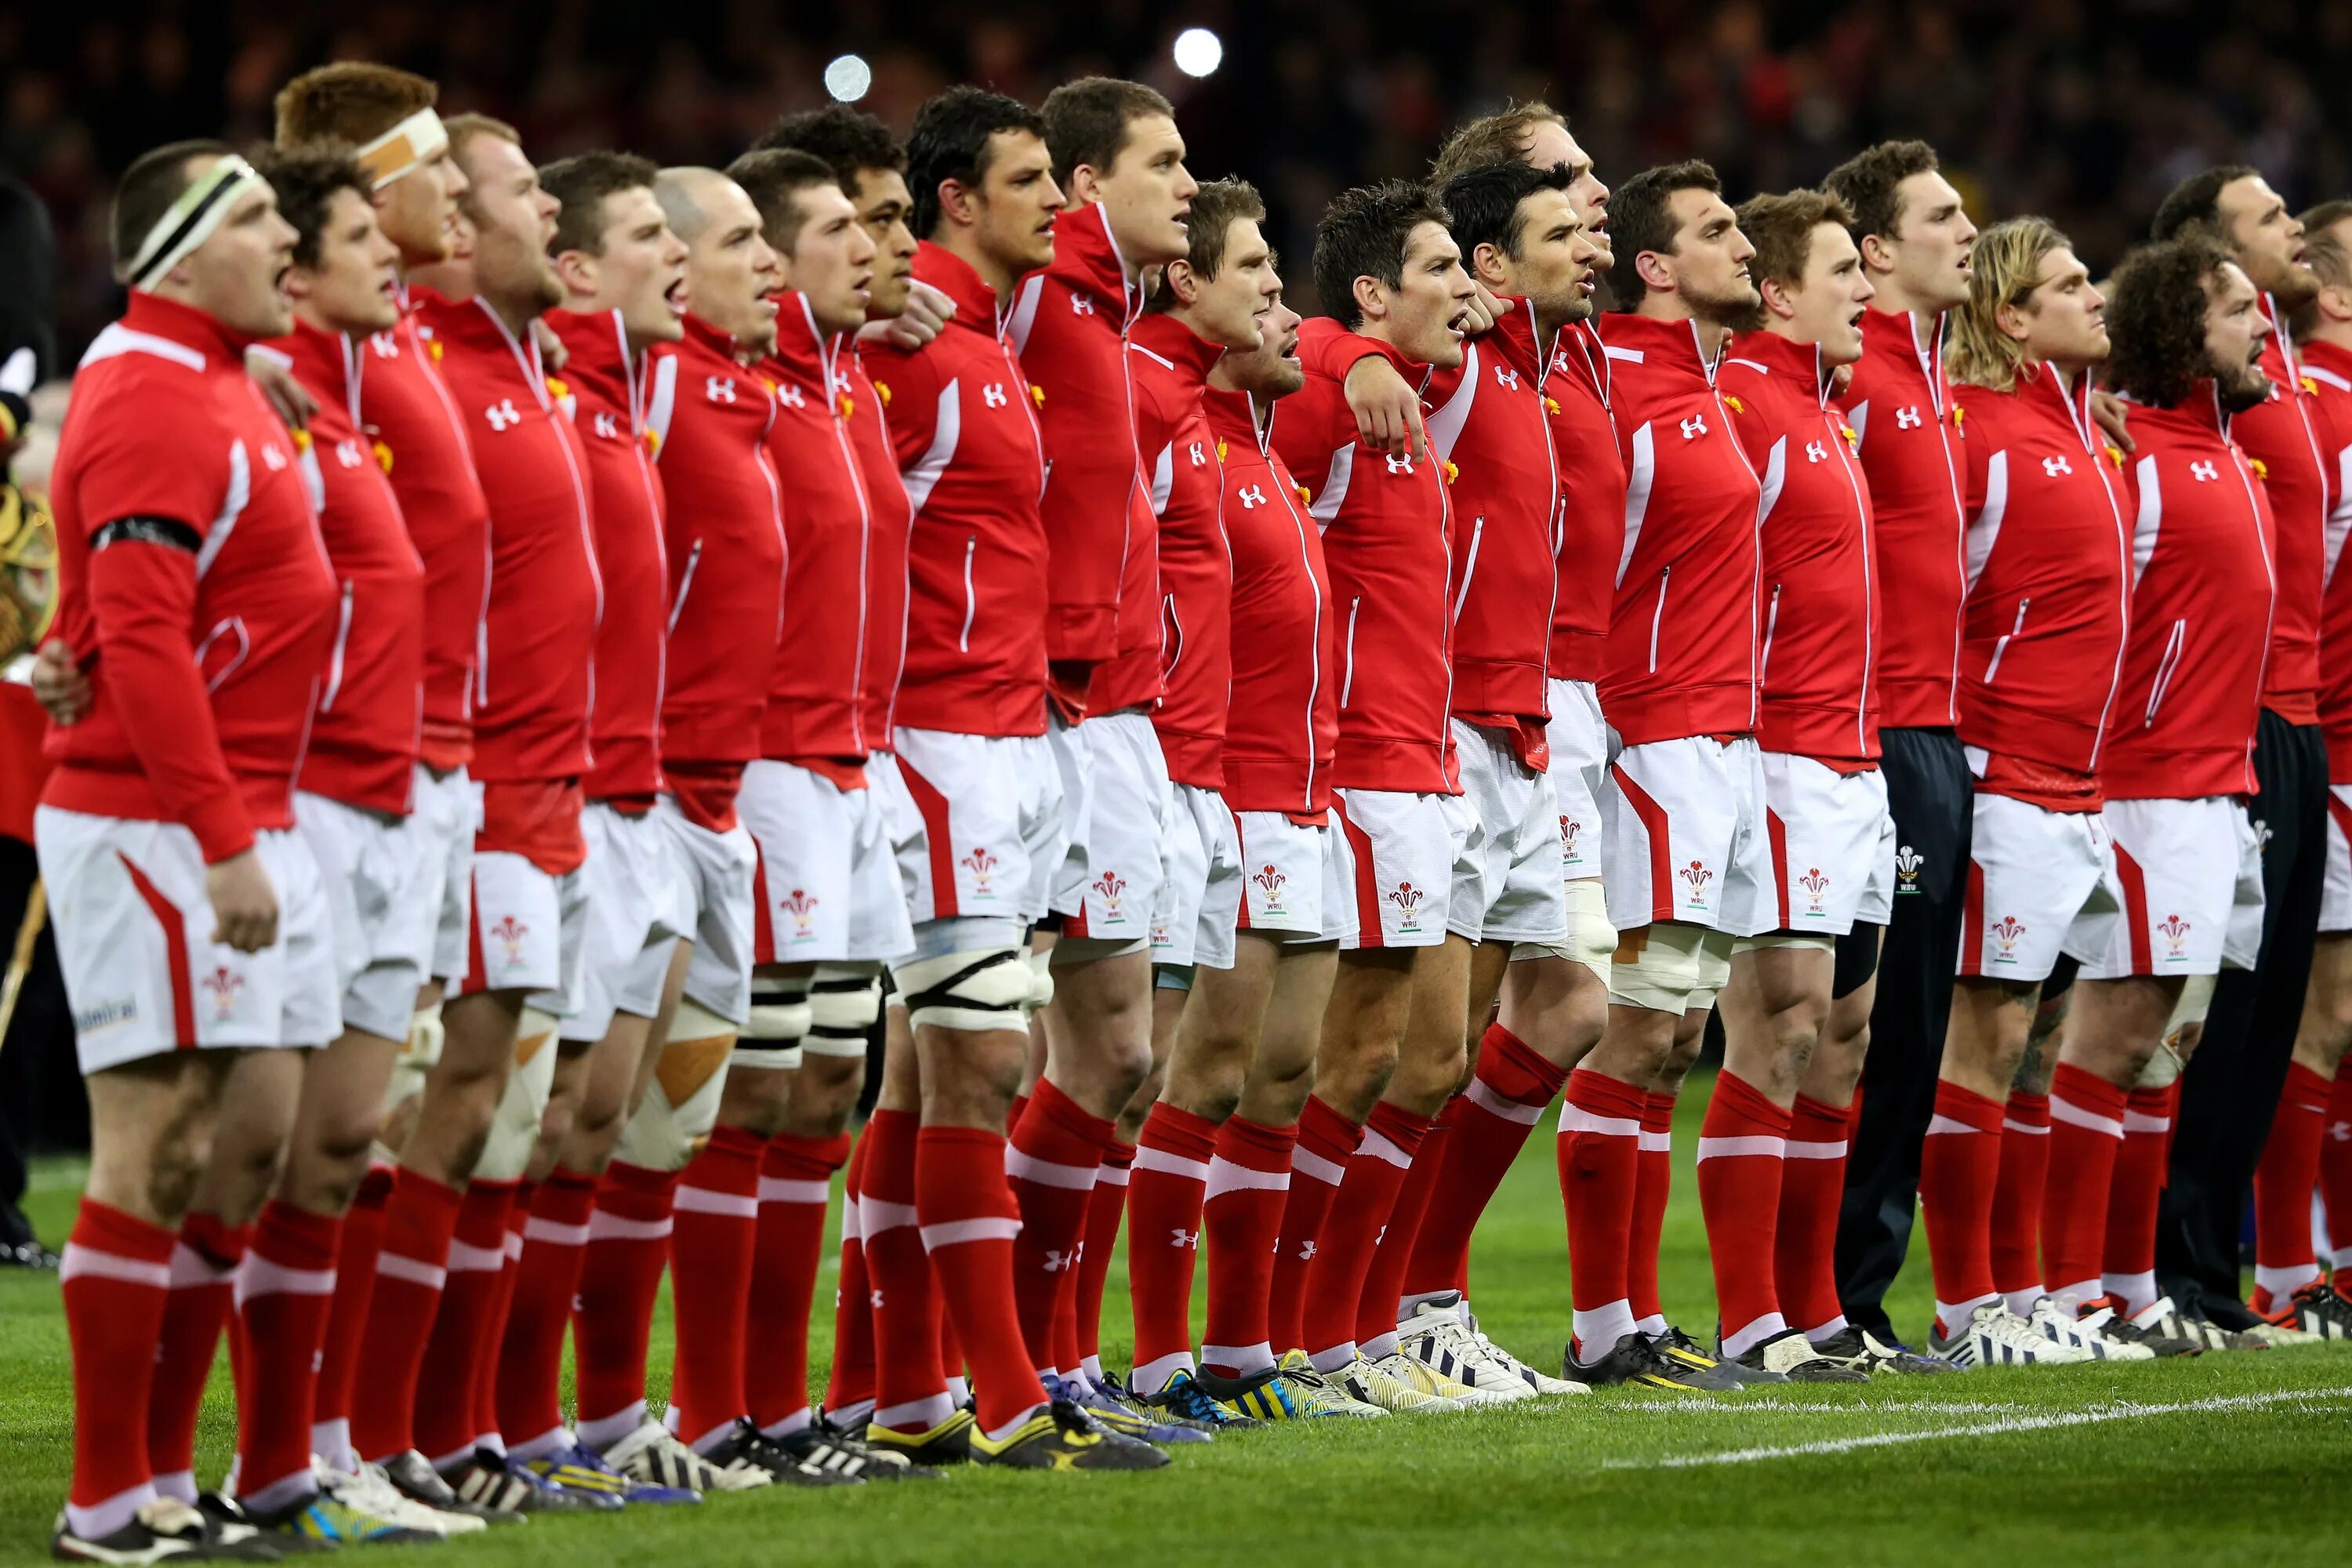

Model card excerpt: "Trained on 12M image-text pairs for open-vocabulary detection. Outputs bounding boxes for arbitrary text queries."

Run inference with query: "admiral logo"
[783,888,822,938]
[981,382,1009,408]
[199,966,244,1020]
[1895,844,1923,894]
[74,997,138,1035]
[1895,405,1923,430]
[706,376,738,404]
[2042,455,2073,477]
[1251,864,1287,912]
[485,399,522,431]
[1679,415,1708,440]
[1385,452,1415,475]
[1805,440,1830,463]
[2158,913,2192,957]
[1386,882,1425,932]
[2190,460,2219,482]
[1990,915,2027,962]
[961,846,999,892]
[1238,484,1267,510]
[489,915,530,964]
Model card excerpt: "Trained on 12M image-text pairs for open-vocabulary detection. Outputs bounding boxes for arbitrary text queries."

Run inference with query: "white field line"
[1598,1388,2352,1468]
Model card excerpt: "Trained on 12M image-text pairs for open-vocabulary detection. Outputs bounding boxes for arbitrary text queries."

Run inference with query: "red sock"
[1269,1096,1358,1357]
[475,1188,529,1450]
[1127,1104,1217,1388]
[412,1179,516,1465]
[824,1131,877,1415]
[2253,1062,2330,1303]
[352,1168,463,1462]
[1301,1099,1429,1363]
[1202,1116,1296,1376]
[1628,1090,1676,1327]
[2041,1062,2129,1300]
[62,1200,176,1536]
[1989,1090,2051,1308]
[234,1201,340,1504]
[745,1131,851,1434]
[669,1127,763,1450]
[1775,1094,1853,1336]
[1357,1105,1446,1348]
[495,1171,597,1455]
[313,1168,389,1468]
[2329,1072,2352,1294]
[572,1161,679,1433]
[940,1307,964,1387]
[916,1124,1048,1436]
[1696,1071,1791,1356]
[1406,1025,1566,1301]
[1067,1140,1131,1376]
[2099,1083,2177,1314]
[859,1112,947,1432]
[1562,1069,1647,1359]
[150,1213,247,1494]
[1006,1079,1107,1373]
[1920,1080,2006,1329]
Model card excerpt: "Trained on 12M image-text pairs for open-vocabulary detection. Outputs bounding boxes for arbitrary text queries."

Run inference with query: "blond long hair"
[1947,217,2072,392]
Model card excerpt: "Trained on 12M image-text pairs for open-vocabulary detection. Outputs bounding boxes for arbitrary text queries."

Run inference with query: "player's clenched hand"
[2089,388,2134,454]
[31,640,90,725]
[861,279,956,350]
[532,317,570,373]
[1343,353,1427,462]
[1463,280,1502,337]
[245,350,317,432]
[205,850,280,954]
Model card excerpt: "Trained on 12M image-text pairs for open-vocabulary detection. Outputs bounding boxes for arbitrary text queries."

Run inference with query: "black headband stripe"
[131,169,247,288]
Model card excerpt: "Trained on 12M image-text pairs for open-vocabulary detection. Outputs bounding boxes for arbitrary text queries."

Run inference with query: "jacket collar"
[543,307,644,430]
[1203,383,1277,455]
[272,317,361,427]
[1038,201,1142,327]
[677,310,750,367]
[419,292,551,404]
[1602,310,1727,384]
[767,290,848,400]
[2296,336,2352,388]
[1129,311,1225,385]
[2010,359,2107,452]
[1726,328,1831,406]
[107,290,259,365]
[1485,296,1549,382]
[914,242,1011,336]
[1860,304,1948,411]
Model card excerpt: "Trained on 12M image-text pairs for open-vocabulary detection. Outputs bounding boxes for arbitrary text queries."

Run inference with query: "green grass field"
[5,1072,2350,1566]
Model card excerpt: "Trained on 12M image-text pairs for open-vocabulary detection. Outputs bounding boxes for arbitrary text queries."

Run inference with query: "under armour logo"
[1188,441,1208,466]
[2190,459,2219,481]
[1295,1240,1317,1261]
[1385,452,1414,474]
[334,439,365,469]
[779,384,807,408]
[593,412,619,439]
[368,332,397,358]
[982,382,1009,408]
[831,369,853,394]
[1494,365,1519,390]
[1895,405,1923,430]
[1043,1249,1073,1272]
[870,1287,884,1308]
[1170,1229,1200,1249]
[1679,415,1708,440]
[1071,295,1094,316]
[260,443,289,471]
[1239,484,1266,509]
[706,376,738,404]
[485,399,521,430]
[1374,1224,1388,1246]
[1806,440,1829,463]
[2042,455,2073,477]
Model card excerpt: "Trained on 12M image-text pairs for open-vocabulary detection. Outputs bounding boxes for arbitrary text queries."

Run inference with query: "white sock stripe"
[758,1177,833,1205]
[919,1216,1022,1250]
[2000,1119,2051,1136]
[840,1205,862,1243]
[446,1238,506,1272]
[1132,1145,1212,1181]
[1782,1138,1848,1160]
[1097,1162,1132,1187]
[521,1217,591,1247]
[373,1251,447,1290]
[1201,1340,1275,1370]
[1003,1149,1100,1190]
[586,1210,673,1242]
[873,1392,956,1431]
[58,1244,172,1290]
[168,1242,234,1288]
[1559,1105,1642,1138]
[2050,1097,2125,1138]
[1465,1078,1545,1126]
[1695,1134,1787,1162]
[1638,1132,1671,1152]
[860,1196,920,1235]
[1290,1147,1346,1185]
[673,1185,760,1218]
[2121,1110,2172,1134]
[1357,1128,1411,1169]
[503,1231,524,1261]
[233,1254,336,1305]
[1926,1113,1990,1136]
[1205,1158,1290,1199]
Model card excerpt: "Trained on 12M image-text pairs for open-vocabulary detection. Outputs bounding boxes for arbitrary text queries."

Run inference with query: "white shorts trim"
[1448,719,1569,946]
[739,758,916,964]
[1234,808,1355,944]
[1152,782,1243,970]
[652,797,758,1025]
[1546,678,1606,880]
[885,728,1067,927]
[2078,795,2265,978]
[1960,792,2120,983]
[1758,754,1895,936]
[411,764,474,985]
[1047,710,1174,941]
[1330,788,1479,950]
[294,791,437,1042]
[1600,734,1778,937]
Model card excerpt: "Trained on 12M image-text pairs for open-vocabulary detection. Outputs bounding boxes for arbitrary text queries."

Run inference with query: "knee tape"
[805,964,882,1058]
[1531,879,1616,987]
[1026,946,1056,1011]
[892,945,1034,1035]
[614,999,735,1172]
[474,1006,561,1182]
[380,1002,443,1123]
[1606,922,1719,1014]
[1154,962,1195,993]
[736,975,811,1070]
[2143,973,2218,1087]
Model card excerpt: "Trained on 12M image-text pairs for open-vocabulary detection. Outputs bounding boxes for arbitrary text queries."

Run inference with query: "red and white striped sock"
[234,1201,339,1512]
[1356,1106,1446,1352]
[2328,1072,2352,1296]
[823,1131,877,1422]
[1777,1093,1853,1340]
[312,1167,389,1472]
[916,1125,1048,1439]
[572,1160,679,1450]
[1005,1080,1105,1376]
[670,1127,763,1452]
[2100,1082,2177,1316]
[746,1131,851,1436]
[496,1171,598,1461]
[1405,1025,1567,1308]
[1561,1069,1646,1363]
[1068,1139,1132,1381]
[1696,1072,1791,1359]
[409,1179,514,1468]
[1127,1103,1217,1392]
[351,1168,463,1463]
[62,1200,177,1541]
[1920,1079,2005,1334]
[463,1183,527,1458]
[1302,1100,1428,1369]
[861,1111,949,1436]
[1628,1090,1676,1336]
[149,1212,247,1501]
[1990,1090,2051,1316]
[2041,1063,2129,1303]
[2251,1061,2330,1309]
[1201,1116,1296,1377]
[1268,1096,1357,1358]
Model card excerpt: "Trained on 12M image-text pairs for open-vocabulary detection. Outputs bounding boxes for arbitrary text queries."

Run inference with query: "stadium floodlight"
[1173,27,1223,78]
[825,53,873,102]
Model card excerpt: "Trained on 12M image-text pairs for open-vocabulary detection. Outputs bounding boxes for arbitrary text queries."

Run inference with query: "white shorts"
[885,727,1067,927]
[412,764,474,985]
[37,808,340,1073]
[2078,795,2266,979]
[463,840,590,1003]
[1759,754,1896,937]
[1450,719,1570,946]
[653,795,759,1026]
[2321,786,2352,933]
[1961,792,2121,982]
[1048,710,1174,941]
[739,757,916,964]
[548,803,691,1043]
[1152,782,1243,970]
[1547,678,1607,881]
[1235,808,1356,943]
[1331,787,1481,950]
[1601,734,1778,937]
[294,791,438,1042]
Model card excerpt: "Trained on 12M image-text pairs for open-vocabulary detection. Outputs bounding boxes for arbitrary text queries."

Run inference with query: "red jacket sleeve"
[863,346,939,470]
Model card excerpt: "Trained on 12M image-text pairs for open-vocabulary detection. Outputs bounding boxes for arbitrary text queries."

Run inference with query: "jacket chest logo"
[1070,295,1095,316]
[982,382,1010,408]
[1188,441,1209,467]
[779,383,807,409]
[335,438,365,469]
[368,332,398,359]
[260,441,289,471]
[485,398,521,431]
[1494,365,1519,390]
[1238,484,1267,510]
[1678,414,1708,440]
[706,376,738,404]
[1895,405,1923,430]
[2042,455,2073,477]
[2190,459,2219,482]
[1385,452,1415,474]
[1805,439,1829,463]
[593,412,621,439]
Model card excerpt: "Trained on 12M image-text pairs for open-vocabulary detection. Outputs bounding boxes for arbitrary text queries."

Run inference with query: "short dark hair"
[2151,164,2260,243]
[906,86,1047,241]
[726,147,840,254]
[1439,160,1573,264]
[1608,160,1721,310]
[540,151,659,258]
[753,104,906,201]
[1313,180,1451,331]
[1428,102,1567,186]
[2105,236,2236,408]
[1040,77,1174,191]
[2292,198,2352,342]
[253,143,374,268]
[1734,189,1855,290]
[274,61,437,147]
[1821,140,1940,243]
[1147,177,1266,313]
[111,139,234,281]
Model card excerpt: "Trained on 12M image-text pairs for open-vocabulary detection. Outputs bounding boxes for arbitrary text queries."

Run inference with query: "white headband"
[356,107,449,191]
[128,153,267,292]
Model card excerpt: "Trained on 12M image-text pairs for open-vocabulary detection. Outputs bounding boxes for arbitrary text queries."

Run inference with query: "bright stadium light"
[825,53,873,102]
[1173,27,1223,78]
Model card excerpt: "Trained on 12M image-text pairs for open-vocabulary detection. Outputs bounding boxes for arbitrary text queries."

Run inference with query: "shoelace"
[1158,1378,1236,1424]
